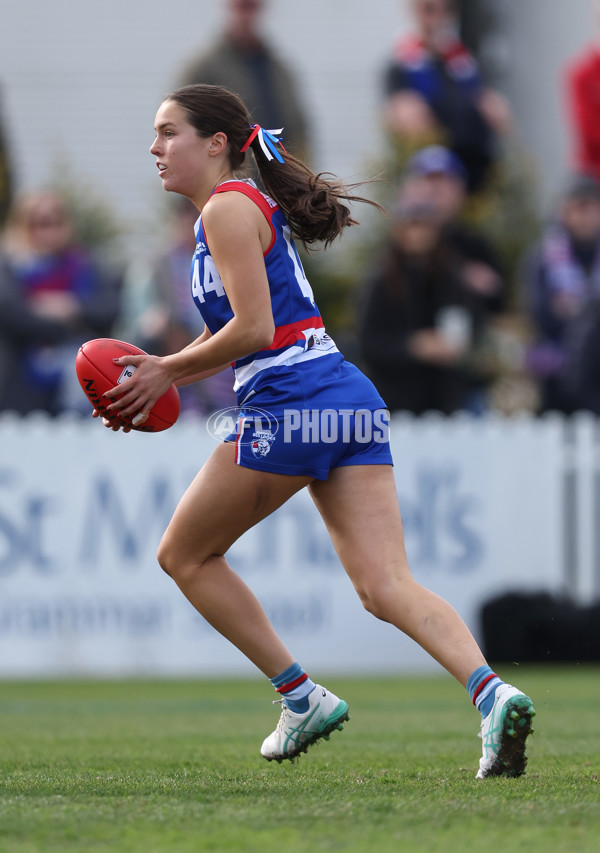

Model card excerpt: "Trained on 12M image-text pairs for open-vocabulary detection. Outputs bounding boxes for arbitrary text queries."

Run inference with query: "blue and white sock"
[270,662,316,714]
[467,665,503,718]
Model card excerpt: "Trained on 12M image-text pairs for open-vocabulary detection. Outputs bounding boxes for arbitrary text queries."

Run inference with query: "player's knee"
[156,537,174,577]
[355,586,387,622]
[157,544,196,584]
[156,532,189,579]
[355,578,401,623]
[157,535,217,585]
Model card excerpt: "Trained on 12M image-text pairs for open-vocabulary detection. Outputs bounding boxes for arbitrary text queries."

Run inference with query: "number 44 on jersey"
[192,256,225,303]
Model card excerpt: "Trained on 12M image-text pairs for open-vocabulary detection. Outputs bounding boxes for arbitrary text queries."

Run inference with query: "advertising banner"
[0,413,589,677]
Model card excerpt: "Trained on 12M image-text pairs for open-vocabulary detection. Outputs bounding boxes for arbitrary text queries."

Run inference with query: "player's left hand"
[103,354,174,424]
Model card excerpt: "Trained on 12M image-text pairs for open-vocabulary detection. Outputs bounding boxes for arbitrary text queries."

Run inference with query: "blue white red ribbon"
[240,125,286,163]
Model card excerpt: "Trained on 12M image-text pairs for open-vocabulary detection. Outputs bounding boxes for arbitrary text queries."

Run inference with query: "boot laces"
[272,697,295,734]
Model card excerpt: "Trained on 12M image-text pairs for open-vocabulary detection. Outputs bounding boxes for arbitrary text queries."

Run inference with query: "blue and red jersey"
[191,180,338,398]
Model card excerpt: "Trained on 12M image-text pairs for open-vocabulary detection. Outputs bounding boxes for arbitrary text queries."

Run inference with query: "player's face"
[150,100,212,199]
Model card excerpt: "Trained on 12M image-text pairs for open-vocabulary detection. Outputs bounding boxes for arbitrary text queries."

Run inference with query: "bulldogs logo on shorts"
[251,430,275,459]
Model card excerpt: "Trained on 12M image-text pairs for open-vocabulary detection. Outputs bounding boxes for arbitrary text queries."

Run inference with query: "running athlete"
[101,84,535,778]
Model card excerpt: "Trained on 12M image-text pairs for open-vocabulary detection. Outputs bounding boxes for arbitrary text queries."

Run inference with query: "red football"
[75,338,181,432]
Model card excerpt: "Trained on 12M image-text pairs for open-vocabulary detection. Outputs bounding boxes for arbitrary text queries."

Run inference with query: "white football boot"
[476,683,536,779]
[261,685,349,763]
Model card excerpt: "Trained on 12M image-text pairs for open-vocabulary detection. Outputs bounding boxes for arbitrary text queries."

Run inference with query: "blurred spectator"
[403,145,505,312]
[177,0,310,161]
[562,294,600,414]
[359,193,489,415]
[522,174,600,414]
[564,3,600,184]
[118,198,235,415]
[382,0,511,193]
[0,87,13,226]
[0,190,120,415]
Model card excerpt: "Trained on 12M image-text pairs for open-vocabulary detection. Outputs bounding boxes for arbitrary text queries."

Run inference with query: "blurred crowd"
[2,0,600,419]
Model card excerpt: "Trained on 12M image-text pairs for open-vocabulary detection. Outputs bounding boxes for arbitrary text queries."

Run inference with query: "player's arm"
[181,324,211,351]
[104,194,273,418]
[175,364,230,387]
[175,326,230,386]
[164,193,274,378]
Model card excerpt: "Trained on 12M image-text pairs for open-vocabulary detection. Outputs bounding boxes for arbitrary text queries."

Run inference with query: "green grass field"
[0,667,598,853]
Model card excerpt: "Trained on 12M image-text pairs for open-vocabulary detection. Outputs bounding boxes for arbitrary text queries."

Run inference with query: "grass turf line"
[0,667,599,853]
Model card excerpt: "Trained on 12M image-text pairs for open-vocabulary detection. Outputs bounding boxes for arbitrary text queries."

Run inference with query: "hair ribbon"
[241,125,286,163]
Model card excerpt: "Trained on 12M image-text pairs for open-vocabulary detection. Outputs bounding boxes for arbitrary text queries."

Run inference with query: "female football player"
[101,84,534,778]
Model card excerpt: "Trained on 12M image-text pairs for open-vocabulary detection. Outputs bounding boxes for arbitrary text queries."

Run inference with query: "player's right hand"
[92,409,132,433]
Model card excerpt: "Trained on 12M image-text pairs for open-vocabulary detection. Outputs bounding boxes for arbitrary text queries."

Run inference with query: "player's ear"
[209,132,228,156]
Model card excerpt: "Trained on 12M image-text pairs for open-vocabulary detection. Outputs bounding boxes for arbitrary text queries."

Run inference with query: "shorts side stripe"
[235,416,247,465]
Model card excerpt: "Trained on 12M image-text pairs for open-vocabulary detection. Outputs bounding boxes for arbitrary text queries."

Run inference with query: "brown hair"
[165,84,379,248]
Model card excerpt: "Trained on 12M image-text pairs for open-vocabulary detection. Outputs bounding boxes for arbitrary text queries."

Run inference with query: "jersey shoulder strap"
[212,180,279,220]
[211,181,279,253]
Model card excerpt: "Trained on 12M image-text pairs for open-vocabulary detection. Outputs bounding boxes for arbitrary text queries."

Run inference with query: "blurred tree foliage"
[49,155,125,257]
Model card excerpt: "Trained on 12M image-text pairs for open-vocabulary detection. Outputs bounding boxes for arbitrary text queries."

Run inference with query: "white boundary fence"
[0,412,598,677]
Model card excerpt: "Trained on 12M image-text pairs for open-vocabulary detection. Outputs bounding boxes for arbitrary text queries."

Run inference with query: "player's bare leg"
[309,464,486,685]
[157,441,311,676]
[157,442,349,761]
[309,464,535,777]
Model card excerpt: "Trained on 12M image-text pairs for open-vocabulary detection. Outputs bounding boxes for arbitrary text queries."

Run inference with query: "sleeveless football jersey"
[191,179,339,397]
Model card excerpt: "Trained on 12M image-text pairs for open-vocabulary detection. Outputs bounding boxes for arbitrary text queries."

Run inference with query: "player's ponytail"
[246,133,378,249]
[166,84,379,249]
